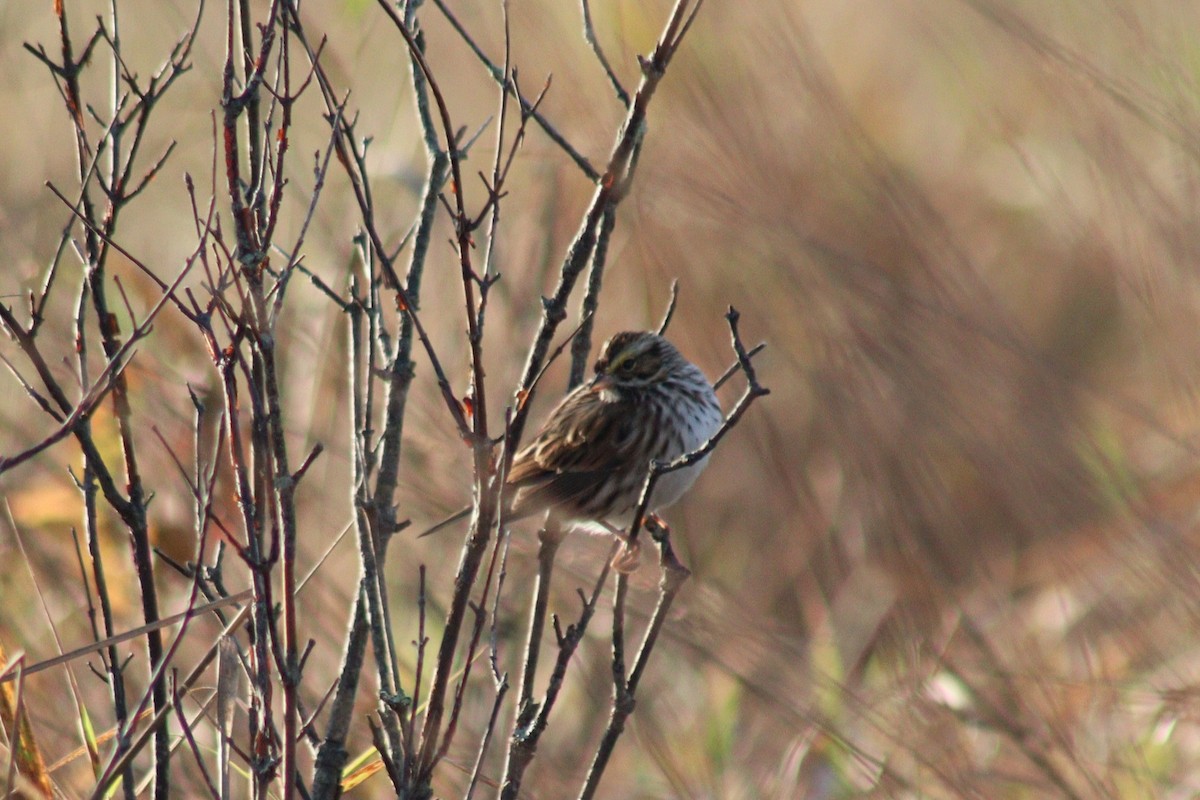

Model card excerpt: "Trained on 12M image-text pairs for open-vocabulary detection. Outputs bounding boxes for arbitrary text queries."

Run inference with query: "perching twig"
[629,306,769,549]
[577,305,764,798]
[714,341,765,392]
[579,522,691,799]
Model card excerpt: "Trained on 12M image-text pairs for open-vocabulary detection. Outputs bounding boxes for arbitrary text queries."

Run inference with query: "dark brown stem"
[32,3,204,792]
[569,206,618,389]
[578,534,691,799]
[627,306,770,547]
[500,542,617,799]
[581,0,630,106]
[508,0,703,453]
[518,525,565,709]
[431,0,600,181]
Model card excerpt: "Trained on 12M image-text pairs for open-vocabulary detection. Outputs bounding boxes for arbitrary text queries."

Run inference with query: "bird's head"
[590,331,685,393]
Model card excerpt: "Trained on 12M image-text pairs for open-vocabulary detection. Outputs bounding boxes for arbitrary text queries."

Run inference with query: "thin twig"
[431,0,600,181]
[655,279,680,336]
[171,682,222,800]
[499,541,618,799]
[0,592,252,684]
[569,206,617,389]
[578,525,691,799]
[581,0,630,106]
[627,306,769,547]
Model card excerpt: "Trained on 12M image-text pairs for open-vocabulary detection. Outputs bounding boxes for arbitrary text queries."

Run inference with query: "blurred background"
[5,0,1200,797]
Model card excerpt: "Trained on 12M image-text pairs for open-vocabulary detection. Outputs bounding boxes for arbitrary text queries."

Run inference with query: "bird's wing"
[506,387,637,518]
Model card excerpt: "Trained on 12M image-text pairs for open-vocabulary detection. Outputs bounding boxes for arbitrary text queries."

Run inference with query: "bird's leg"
[610,536,642,573]
[623,512,673,571]
[604,517,660,574]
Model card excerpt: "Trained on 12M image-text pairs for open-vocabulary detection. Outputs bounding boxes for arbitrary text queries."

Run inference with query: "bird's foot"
[610,535,642,574]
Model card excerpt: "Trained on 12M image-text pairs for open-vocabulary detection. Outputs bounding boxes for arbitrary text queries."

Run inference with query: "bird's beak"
[588,372,613,392]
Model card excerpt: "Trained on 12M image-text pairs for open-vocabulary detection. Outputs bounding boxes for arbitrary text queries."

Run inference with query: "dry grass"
[3,0,1200,797]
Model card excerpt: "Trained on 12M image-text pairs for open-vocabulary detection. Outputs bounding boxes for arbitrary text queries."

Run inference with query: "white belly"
[605,383,723,530]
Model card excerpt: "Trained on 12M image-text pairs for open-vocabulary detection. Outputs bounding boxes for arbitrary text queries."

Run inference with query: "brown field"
[3,1,1200,797]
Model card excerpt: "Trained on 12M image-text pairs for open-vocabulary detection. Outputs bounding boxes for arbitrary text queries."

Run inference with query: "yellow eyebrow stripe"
[608,352,632,371]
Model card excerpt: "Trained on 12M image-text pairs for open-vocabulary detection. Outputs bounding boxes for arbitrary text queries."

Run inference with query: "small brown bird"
[421,331,722,561]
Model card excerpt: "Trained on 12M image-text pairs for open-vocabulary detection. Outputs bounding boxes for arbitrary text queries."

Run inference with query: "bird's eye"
[617,360,635,375]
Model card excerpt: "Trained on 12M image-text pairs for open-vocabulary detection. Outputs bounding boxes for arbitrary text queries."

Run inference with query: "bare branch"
[581,0,630,106]
[627,306,769,547]
[655,279,680,336]
[499,540,618,798]
[569,206,617,389]
[431,0,600,181]
[0,592,251,685]
[509,0,707,451]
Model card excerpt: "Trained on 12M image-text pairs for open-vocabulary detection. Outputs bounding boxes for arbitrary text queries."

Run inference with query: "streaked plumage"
[504,331,722,533]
